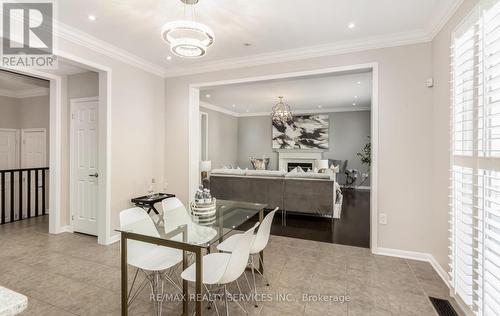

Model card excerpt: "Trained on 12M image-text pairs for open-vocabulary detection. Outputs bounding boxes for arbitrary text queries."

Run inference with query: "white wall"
[0,96,21,128]
[0,95,50,131]
[18,95,51,163]
[68,72,99,98]
[237,115,276,169]
[59,71,99,227]
[0,94,50,163]
[165,43,435,257]
[325,111,371,185]
[54,37,166,235]
[200,106,238,169]
[430,0,479,273]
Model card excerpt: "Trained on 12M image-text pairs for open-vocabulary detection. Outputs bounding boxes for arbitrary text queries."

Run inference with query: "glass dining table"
[116,199,267,316]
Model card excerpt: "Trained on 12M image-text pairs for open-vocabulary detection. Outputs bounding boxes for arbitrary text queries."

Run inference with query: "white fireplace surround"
[277,151,323,171]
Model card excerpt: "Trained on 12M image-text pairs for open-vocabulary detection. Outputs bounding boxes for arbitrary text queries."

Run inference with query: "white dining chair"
[119,207,183,315]
[161,197,217,245]
[216,207,278,303]
[180,223,259,316]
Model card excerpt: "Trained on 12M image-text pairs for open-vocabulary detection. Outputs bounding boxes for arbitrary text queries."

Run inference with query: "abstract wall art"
[272,115,329,149]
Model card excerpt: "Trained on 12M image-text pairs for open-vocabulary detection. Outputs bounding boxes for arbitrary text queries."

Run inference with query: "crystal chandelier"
[161,0,214,58]
[271,96,293,124]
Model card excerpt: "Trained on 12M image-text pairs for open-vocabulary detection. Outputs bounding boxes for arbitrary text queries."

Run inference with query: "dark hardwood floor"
[239,188,371,248]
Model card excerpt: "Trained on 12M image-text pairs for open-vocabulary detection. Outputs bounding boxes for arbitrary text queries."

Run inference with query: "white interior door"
[0,129,19,222]
[70,98,99,236]
[21,129,47,219]
[21,129,46,168]
[0,129,19,169]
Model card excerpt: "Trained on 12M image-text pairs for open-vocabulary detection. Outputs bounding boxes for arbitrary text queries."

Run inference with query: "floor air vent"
[429,297,458,316]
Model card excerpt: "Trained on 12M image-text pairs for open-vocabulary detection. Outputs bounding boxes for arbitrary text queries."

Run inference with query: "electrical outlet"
[379,213,387,225]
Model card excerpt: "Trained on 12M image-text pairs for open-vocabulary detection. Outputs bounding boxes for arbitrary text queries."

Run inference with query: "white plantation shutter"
[451,6,480,310]
[451,166,474,306]
[451,0,500,315]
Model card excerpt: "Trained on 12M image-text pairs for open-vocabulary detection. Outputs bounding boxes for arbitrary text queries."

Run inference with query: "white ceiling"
[200,70,372,114]
[0,61,90,98]
[56,0,461,76]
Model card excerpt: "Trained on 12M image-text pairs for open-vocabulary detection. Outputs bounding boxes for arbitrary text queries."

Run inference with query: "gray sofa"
[209,171,338,218]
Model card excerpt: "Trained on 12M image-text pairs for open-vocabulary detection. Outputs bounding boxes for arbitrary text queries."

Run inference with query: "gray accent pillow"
[328,159,348,173]
[250,157,270,170]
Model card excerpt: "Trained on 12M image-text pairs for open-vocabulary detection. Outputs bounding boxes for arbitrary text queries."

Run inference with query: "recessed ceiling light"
[88,15,97,21]
[357,81,361,85]
[352,103,357,106]
[166,56,172,60]
[354,96,358,99]
[348,22,355,29]
[232,104,236,108]
[205,94,211,98]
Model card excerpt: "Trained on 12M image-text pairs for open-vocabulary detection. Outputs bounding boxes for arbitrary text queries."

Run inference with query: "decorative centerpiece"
[190,186,216,225]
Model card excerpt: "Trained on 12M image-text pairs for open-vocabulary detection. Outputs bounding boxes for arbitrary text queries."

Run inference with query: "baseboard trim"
[373,247,473,315]
[449,290,475,316]
[106,233,120,245]
[61,225,74,233]
[372,247,450,287]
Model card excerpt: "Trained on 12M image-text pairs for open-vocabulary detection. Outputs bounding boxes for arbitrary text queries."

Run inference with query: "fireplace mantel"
[277,151,323,171]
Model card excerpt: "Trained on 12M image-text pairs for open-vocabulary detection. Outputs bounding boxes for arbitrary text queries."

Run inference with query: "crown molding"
[164,30,429,78]
[200,101,370,118]
[0,87,49,98]
[239,106,371,117]
[200,101,239,117]
[164,0,464,77]
[54,21,167,78]
[2,0,461,79]
[426,0,464,39]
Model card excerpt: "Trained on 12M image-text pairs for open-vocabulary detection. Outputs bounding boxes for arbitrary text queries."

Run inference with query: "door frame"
[187,62,379,251]
[0,128,20,169]
[69,97,99,235]
[1,50,113,245]
[21,128,47,168]
[199,111,208,161]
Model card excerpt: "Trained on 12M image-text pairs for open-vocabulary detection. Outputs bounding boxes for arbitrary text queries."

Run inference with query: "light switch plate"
[379,213,387,225]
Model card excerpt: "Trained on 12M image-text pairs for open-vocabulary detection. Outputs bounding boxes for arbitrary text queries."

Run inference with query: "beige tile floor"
[0,216,463,316]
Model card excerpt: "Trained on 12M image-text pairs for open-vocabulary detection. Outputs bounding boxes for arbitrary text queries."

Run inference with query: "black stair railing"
[0,167,49,224]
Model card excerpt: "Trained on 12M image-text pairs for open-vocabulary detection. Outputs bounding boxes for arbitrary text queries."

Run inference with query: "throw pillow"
[250,157,269,170]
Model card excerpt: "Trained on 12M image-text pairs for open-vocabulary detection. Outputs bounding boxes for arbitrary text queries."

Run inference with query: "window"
[451,0,500,315]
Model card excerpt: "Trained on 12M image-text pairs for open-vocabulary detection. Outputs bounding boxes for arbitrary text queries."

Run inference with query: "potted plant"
[356,136,371,186]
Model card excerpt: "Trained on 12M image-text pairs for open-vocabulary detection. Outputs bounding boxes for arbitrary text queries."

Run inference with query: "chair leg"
[257,255,270,286]
[128,268,139,299]
[235,279,242,295]
[250,257,258,307]
[163,267,182,292]
[204,284,220,316]
[128,275,149,306]
[159,272,164,316]
[149,272,161,316]
[224,284,229,316]
[229,282,248,315]
[243,270,252,292]
[152,272,164,316]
